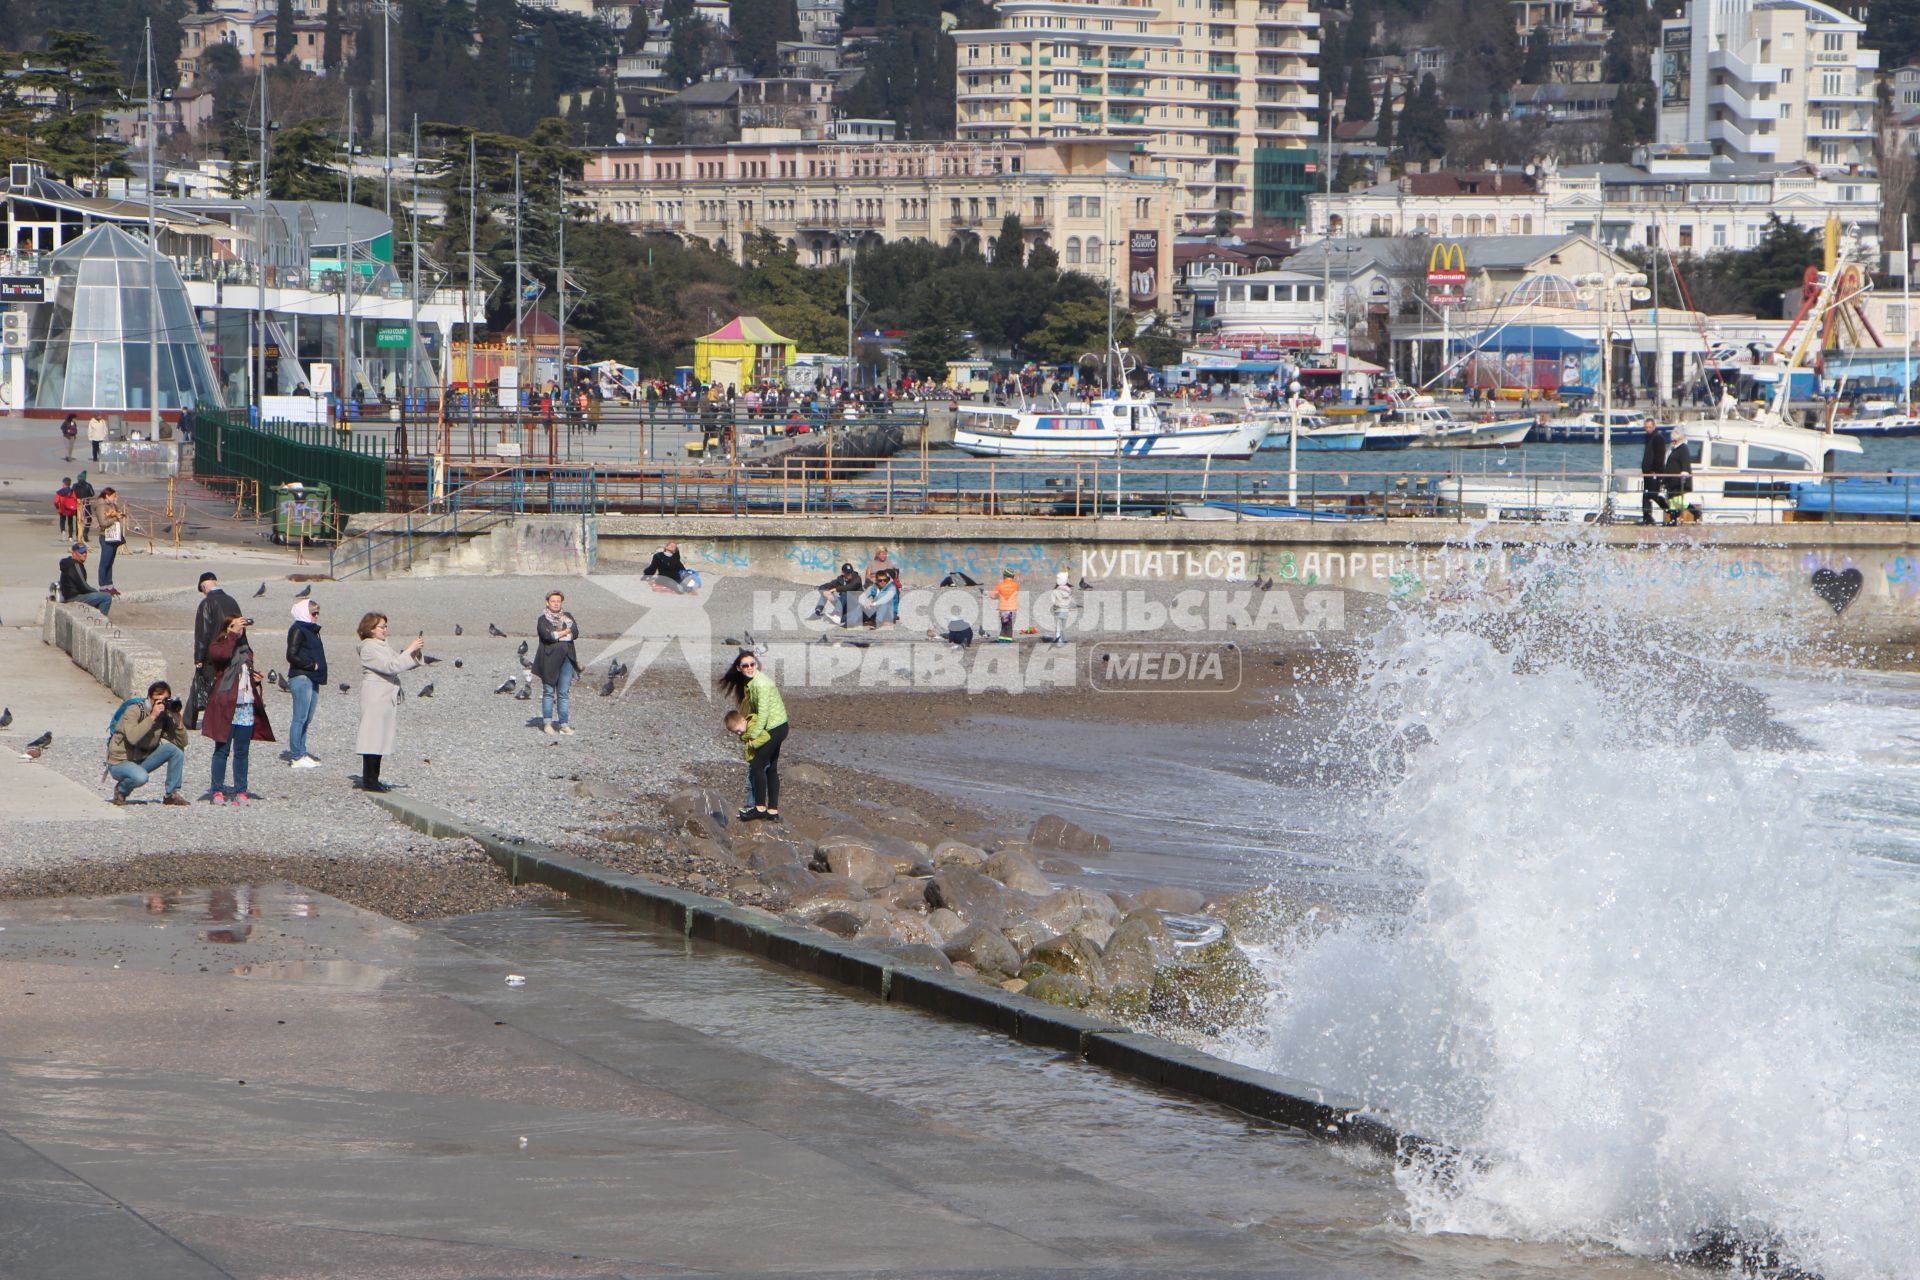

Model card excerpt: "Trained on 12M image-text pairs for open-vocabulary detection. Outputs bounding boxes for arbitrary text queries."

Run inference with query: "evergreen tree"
[1603,82,1654,162]
[1521,22,1552,84]
[902,314,972,380]
[1399,72,1448,163]
[1869,0,1920,70]
[991,212,1025,267]
[274,0,295,65]
[1376,75,1396,151]
[1344,63,1374,123]
[322,0,340,72]
[4,29,129,182]
[268,118,345,200]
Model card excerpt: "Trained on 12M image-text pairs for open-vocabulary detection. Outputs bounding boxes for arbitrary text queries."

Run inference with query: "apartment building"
[1656,0,1878,171]
[176,9,356,83]
[581,136,1176,309]
[1303,148,1882,256]
[948,0,1319,235]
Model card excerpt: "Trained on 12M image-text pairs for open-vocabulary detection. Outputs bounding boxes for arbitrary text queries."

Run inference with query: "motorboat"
[1831,403,1920,438]
[951,388,1265,459]
[1442,414,1863,523]
[1396,405,1532,449]
[1530,407,1650,443]
[1252,408,1367,452]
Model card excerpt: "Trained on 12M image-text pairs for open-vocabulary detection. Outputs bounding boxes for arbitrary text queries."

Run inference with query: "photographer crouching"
[106,681,191,806]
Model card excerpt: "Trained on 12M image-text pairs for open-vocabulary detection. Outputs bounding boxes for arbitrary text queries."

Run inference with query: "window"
[1821,71,1844,95]
[1823,32,1844,51]
[1820,142,1841,164]
[1249,284,1268,300]
[1067,196,1083,216]
[1086,196,1101,217]
[1747,445,1810,471]
[1711,442,1740,468]
[1065,236,1081,263]
[1086,235,1102,263]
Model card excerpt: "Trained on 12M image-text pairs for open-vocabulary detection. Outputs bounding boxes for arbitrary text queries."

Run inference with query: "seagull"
[253,582,267,597]
[516,640,529,657]
[417,682,434,698]
[0,707,11,729]
[294,585,311,599]
[494,678,517,694]
[488,623,507,637]
[25,731,51,749]
[453,624,464,636]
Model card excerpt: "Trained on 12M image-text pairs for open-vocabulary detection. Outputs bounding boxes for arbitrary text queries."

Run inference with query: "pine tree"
[1521,22,1553,83]
[1344,63,1374,123]
[274,0,296,65]
[1376,75,1395,151]
[323,0,341,72]
[1399,72,1447,164]
[991,212,1025,267]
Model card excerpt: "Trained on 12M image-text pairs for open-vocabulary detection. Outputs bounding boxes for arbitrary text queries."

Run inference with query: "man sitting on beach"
[58,542,112,615]
[642,542,701,594]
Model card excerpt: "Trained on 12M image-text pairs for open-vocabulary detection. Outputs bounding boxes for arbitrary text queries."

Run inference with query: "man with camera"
[106,681,191,806]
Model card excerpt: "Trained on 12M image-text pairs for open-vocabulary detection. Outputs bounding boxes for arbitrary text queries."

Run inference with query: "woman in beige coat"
[354,611,422,793]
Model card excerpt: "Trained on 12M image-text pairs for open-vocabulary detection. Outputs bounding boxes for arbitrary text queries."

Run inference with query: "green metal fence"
[193,412,391,514]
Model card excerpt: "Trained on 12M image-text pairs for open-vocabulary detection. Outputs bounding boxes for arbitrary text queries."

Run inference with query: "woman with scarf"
[354,612,422,793]
[285,598,328,768]
[533,590,580,736]
[200,614,275,804]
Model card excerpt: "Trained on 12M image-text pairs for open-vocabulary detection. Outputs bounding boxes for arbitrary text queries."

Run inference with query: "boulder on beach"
[664,788,728,828]
[926,907,967,941]
[983,849,1053,896]
[1148,937,1263,1035]
[1002,917,1051,956]
[758,864,820,906]
[873,942,954,972]
[744,839,813,872]
[1029,814,1112,855]
[927,868,1023,928]
[930,840,987,870]
[812,909,864,938]
[791,874,871,907]
[1032,887,1121,935]
[683,835,741,866]
[1025,972,1092,1008]
[1038,857,1081,875]
[1216,885,1342,948]
[1023,933,1110,991]
[1134,885,1207,916]
[783,761,831,787]
[881,878,933,912]
[821,843,897,891]
[941,924,1022,981]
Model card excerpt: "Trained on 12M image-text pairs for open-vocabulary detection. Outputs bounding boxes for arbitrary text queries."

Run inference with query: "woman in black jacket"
[285,599,327,767]
[812,564,864,627]
[534,590,581,736]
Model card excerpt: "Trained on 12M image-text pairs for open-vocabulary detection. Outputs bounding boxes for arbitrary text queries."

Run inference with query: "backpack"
[105,697,145,764]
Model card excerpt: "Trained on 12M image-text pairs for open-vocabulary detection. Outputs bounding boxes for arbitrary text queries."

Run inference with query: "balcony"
[1109,57,1147,69]
[1207,141,1237,154]
[1208,61,1240,73]
[1079,84,1104,94]
[1206,88,1239,101]
[1111,84,1145,96]
[1080,56,1104,67]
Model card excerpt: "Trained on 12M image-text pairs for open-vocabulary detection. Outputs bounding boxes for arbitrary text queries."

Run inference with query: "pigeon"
[453,660,464,669]
[816,634,830,646]
[488,623,507,637]
[1078,577,1090,590]
[422,655,441,665]
[494,678,517,694]
[515,684,532,701]
[338,683,350,693]
[0,707,10,729]
[25,731,51,749]
[516,640,529,657]
[417,682,434,698]
[519,654,533,670]
[723,636,741,647]
[268,668,282,687]
[599,674,616,697]
[253,582,267,597]
[846,638,870,649]
[453,624,464,636]
[294,585,311,599]
[743,630,757,649]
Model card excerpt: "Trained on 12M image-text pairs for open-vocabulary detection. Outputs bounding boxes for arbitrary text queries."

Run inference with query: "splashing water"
[1245,531,1920,1278]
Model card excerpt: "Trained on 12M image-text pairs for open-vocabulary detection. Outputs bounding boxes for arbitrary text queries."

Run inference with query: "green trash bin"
[271,482,335,545]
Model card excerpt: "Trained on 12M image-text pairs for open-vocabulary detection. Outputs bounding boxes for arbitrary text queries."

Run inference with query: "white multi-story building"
[950,0,1320,234]
[1655,0,1878,172]
[1305,148,1881,256]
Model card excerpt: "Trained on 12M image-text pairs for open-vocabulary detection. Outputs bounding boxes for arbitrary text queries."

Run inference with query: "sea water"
[1238,532,1920,1279]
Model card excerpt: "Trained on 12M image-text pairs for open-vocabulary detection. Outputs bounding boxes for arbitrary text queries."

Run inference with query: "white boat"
[1396,405,1533,449]
[1531,408,1649,443]
[1443,414,1863,523]
[1252,409,1368,452]
[951,389,1265,459]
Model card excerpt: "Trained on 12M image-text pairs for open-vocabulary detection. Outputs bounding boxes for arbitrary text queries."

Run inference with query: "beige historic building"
[581,136,1177,310]
[949,0,1319,234]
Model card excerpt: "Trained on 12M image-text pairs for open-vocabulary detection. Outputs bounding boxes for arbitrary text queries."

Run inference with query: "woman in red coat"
[200,615,276,804]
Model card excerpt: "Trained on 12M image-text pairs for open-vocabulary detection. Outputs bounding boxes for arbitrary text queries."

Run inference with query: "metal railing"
[193,411,391,514]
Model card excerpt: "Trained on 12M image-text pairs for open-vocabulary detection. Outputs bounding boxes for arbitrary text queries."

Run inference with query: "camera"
[164,698,183,713]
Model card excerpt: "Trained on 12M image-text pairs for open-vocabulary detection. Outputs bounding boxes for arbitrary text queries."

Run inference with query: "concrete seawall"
[41,601,170,699]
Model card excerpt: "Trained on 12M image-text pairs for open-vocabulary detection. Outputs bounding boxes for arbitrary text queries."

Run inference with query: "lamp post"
[1575,269,1651,521]
[1287,379,1304,507]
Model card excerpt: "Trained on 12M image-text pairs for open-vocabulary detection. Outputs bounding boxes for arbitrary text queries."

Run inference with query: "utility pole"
[556,167,567,462]
[382,0,393,222]
[465,132,477,448]
[513,151,523,436]
[143,20,160,438]
[255,61,269,415]
[343,91,356,407]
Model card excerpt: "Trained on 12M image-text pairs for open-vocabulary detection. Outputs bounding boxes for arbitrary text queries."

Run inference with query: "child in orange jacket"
[992,569,1020,643]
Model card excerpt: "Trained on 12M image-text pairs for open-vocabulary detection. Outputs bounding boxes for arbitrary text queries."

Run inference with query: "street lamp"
[1575,270,1651,521]
[1286,379,1305,507]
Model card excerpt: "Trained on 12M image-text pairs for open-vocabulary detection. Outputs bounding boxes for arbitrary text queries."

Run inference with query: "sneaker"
[736,806,762,822]
[542,721,558,736]
[163,792,190,807]
[291,757,322,769]
[210,791,228,805]
[558,724,575,735]
[232,792,252,806]
[109,791,127,806]
[763,811,783,823]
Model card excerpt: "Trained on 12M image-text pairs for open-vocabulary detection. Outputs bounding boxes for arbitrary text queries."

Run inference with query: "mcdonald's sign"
[1426,242,1467,286]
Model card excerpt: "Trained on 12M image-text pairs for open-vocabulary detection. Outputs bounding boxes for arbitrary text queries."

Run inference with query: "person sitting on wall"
[58,542,113,615]
[642,542,701,594]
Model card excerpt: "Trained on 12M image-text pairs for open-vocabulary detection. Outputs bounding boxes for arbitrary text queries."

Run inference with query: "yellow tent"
[693,316,798,388]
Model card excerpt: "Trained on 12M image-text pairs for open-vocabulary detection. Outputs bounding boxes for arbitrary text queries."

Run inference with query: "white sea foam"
[1245,533,1920,1278]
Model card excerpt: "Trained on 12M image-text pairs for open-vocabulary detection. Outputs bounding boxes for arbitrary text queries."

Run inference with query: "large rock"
[823,843,897,891]
[791,874,870,907]
[925,907,967,942]
[865,910,941,947]
[1148,937,1264,1035]
[1002,917,1051,957]
[663,788,728,832]
[683,835,740,865]
[930,840,987,870]
[941,924,1022,981]
[872,942,953,972]
[1101,916,1169,993]
[758,864,819,906]
[1134,885,1207,916]
[926,869,1023,929]
[881,878,934,912]
[812,909,864,938]
[783,761,831,787]
[1025,972,1092,1008]
[1023,933,1110,991]
[983,849,1053,896]
[1217,885,1343,948]
[1031,887,1122,937]
[1029,814,1112,855]
[745,840,812,872]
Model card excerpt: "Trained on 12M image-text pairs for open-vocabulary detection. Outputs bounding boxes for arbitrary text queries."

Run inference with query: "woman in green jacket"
[717,649,787,822]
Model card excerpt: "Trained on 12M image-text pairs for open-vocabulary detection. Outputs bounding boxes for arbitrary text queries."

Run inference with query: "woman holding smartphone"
[354,612,422,793]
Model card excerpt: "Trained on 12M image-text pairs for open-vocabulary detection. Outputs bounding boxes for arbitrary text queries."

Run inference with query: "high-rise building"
[1656,0,1878,172]
[950,0,1319,235]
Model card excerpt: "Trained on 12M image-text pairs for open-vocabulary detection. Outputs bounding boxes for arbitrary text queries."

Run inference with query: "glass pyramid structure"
[27,223,223,413]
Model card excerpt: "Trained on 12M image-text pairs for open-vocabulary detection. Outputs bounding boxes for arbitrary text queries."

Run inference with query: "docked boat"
[1177,499,1375,522]
[1530,408,1650,443]
[951,390,1265,459]
[1397,405,1533,449]
[1253,409,1367,452]
[1442,414,1863,523]
[1832,404,1920,438]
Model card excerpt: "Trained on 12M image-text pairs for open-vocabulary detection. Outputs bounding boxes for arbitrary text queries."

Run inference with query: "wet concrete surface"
[0,885,1665,1279]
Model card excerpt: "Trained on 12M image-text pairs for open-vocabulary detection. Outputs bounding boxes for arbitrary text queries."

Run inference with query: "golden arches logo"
[1427,242,1467,284]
